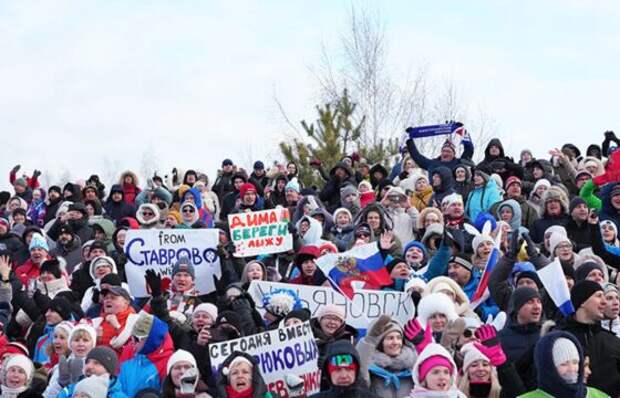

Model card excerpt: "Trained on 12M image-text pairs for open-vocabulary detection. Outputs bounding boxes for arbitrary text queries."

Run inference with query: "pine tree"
[280,89,399,188]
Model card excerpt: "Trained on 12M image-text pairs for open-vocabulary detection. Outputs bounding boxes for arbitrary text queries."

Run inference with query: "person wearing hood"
[339,185,361,218]
[80,256,128,313]
[518,331,608,398]
[558,280,620,395]
[430,166,456,208]
[319,162,356,213]
[369,163,389,190]
[406,131,474,178]
[465,169,502,222]
[289,245,327,286]
[221,172,248,220]
[104,185,136,225]
[296,215,325,246]
[118,171,141,206]
[265,173,288,209]
[182,188,214,227]
[161,350,210,398]
[179,201,201,229]
[92,218,116,254]
[0,354,37,398]
[216,351,273,398]
[530,186,570,243]
[118,311,174,397]
[477,138,523,182]
[452,164,473,202]
[328,208,355,252]
[354,315,415,398]
[490,177,539,230]
[310,340,380,398]
[311,304,358,367]
[380,187,418,245]
[408,173,434,213]
[239,260,272,289]
[136,203,162,229]
[58,346,128,398]
[495,199,522,233]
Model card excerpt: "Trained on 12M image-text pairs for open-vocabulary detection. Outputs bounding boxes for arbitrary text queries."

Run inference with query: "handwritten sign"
[209,321,320,397]
[228,208,292,257]
[123,229,221,297]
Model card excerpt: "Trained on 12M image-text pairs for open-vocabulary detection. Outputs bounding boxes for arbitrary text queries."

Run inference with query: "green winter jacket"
[519,387,609,398]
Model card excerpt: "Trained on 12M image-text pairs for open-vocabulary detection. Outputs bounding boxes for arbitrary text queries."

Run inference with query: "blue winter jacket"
[58,376,128,398]
[465,181,503,221]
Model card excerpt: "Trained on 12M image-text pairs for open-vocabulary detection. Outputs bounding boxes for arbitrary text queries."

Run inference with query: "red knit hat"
[239,183,257,198]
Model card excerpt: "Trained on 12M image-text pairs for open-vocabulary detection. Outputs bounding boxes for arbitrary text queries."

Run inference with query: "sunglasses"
[356,232,370,238]
[142,211,154,216]
[330,354,353,367]
[182,208,195,214]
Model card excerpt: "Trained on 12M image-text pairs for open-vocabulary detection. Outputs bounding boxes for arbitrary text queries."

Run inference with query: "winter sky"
[1,1,619,191]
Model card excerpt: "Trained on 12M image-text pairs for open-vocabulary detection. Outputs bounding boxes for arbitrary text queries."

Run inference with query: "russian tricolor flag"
[316,243,392,299]
[470,247,501,310]
[537,258,575,317]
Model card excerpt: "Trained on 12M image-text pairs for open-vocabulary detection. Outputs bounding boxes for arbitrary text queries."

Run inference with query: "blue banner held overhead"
[406,122,460,139]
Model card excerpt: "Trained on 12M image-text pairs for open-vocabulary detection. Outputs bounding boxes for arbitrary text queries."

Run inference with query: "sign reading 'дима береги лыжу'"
[228,208,293,257]
[123,229,221,297]
[209,321,320,398]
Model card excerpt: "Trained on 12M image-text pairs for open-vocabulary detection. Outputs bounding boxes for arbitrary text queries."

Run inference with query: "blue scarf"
[368,364,412,390]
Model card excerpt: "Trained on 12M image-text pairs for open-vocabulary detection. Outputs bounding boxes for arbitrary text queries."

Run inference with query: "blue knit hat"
[29,232,49,252]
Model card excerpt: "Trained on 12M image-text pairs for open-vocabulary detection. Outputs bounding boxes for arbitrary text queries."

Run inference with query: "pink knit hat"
[418,355,454,382]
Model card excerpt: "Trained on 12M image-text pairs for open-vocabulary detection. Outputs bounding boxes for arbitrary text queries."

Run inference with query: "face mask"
[469,382,491,397]
[560,372,578,384]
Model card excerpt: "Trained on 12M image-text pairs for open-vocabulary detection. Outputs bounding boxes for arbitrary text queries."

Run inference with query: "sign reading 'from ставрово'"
[123,229,221,297]
[228,208,292,257]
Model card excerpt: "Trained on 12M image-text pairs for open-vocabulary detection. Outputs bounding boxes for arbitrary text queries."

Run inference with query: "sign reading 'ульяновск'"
[228,208,293,257]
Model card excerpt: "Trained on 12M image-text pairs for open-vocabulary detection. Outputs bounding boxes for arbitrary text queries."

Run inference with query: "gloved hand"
[287,222,297,236]
[485,312,507,331]
[179,367,198,394]
[10,165,20,174]
[33,169,41,179]
[605,130,617,140]
[91,288,100,304]
[68,358,83,384]
[474,325,506,366]
[58,355,71,387]
[144,269,162,297]
[504,229,520,259]
[521,231,538,259]
[404,318,432,353]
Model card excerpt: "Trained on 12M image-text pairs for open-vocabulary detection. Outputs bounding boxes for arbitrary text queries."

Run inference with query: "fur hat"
[416,207,443,230]
[542,186,569,215]
[333,207,353,223]
[136,203,160,226]
[417,292,458,327]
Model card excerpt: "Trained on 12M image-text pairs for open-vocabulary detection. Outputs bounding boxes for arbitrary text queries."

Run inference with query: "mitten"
[474,325,506,366]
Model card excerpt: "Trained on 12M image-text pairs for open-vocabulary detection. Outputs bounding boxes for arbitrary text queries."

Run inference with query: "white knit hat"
[441,193,463,207]
[472,234,494,252]
[74,375,109,398]
[70,323,98,345]
[549,233,573,255]
[460,342,490,371]
[317,304,345,322]
[193,303,218,322]
[166,349,197,375]
[55,321,75,337]
[3,354,34,384]
[552,337,580,367]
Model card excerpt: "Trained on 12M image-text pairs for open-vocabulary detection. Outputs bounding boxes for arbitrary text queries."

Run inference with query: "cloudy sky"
[1,1,619,191]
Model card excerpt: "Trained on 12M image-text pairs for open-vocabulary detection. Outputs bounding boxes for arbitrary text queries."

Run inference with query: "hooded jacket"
[104,185,136,224]
[118,315,174,397]
[430,167,456,207]
[476,138,524,182]
[312,340,380,398]
[215,351,272,398]
[519,331,608,398]
[311,318,359,369]
[465,174,503,222]
[496,199,522,232]
[58,375,128,398]
[118,171,141,205]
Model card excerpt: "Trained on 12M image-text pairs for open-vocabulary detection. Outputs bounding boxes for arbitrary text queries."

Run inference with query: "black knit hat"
[58,223,74,236]
[575,261,604,282]
[89,240,108,255]
[48,297,72,321]
[508,287,541,316]
[386,257,407,274]
[284,308,311,323]
[40,259,62,279]
[100,273,122,286]
[48,186,62,195]
[569,197,587,214]
[571,280,604,310]
[86,346,118,375]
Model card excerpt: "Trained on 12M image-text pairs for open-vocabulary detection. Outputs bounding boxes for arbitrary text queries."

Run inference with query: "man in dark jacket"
[44,185,64,224]
[104,185,136,224]
[530,186,570,243]
[565,197,592,251]
[311,340,380,398]
[559,280,620,396]
[249,161,269,196]
[50,223,82,273]
[429,166,456,207]
[497,287,542,391]
[476,138,523,182]
[0,217,25,260]
[48,202,93,244]
[406,131,474,177]
[221,172,247,221]
[319,162,356,213]
[212,159,235,207]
